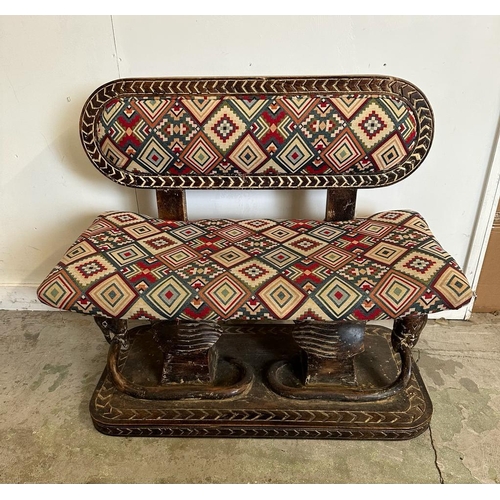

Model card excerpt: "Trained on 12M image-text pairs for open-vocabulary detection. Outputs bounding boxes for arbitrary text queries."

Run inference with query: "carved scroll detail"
[100,321,252,400]
[392,314,428,351]
[94,317,129,350]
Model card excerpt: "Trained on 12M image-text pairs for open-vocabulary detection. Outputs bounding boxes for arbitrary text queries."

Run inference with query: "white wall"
[1,16,499,313]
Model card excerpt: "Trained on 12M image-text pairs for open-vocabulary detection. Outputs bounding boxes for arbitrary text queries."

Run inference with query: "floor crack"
[429,425,444,484]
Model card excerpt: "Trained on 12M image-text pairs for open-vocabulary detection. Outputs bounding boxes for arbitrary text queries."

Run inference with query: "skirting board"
[0,285,469,320]
[0,285,54,312]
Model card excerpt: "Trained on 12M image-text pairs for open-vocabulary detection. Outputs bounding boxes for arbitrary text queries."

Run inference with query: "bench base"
[90,323,432,440]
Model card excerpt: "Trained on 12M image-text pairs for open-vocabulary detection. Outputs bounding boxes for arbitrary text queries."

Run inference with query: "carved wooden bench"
[37,76,473,439]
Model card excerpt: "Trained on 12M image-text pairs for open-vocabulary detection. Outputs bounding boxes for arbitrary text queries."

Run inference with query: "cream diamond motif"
[148,276,193,318]
[203,103,246,153]
[88,274,136,317]
[181,134,222,173]
[321,129,364,172]
[257,276,305,319]
[231,259,277,290]
[316,277,362,317]
[229,134,267,173]
[351,101,395,149]
[276,134,314,172]
[199,274,250,318]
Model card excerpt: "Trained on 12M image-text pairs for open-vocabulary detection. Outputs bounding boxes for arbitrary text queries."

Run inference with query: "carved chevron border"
[92,424,428,440]
[80,75,434,189]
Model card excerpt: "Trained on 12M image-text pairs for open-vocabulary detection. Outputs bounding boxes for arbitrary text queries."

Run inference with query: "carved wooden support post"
[325,188,357,222]
[156,189,187,221]
[94,317,129,350]
[392,314,428,351]
[153,321,223,384]
[292,321,365,386]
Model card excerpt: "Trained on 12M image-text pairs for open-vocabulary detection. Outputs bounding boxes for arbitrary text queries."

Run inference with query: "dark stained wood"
[94,317,129,349]
[156,189,186,221]
[267,347,411,402]
[305,356,355,386]
[90,323,432,439]
[325,188,357,222]
[152,321,222,384]
[268,321,413,402]
[392,314,428,351]
[292,321,365,386]
[106,338,253,401]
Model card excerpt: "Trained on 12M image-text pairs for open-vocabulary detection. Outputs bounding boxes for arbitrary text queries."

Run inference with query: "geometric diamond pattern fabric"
[37,210,473,322]
[97,94,418,177]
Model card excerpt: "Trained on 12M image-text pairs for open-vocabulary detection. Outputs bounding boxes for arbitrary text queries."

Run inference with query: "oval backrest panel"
[80,76,433,189]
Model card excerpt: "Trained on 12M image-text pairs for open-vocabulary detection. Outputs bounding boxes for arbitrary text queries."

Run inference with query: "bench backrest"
[81,76,433,191]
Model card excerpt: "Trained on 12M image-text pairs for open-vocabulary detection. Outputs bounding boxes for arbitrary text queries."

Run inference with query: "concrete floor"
[0,311,499,483]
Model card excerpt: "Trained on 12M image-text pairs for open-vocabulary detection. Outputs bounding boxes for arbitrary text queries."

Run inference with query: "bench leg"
[392,314,428,351]
[292,321,365,386]
[90,320,433,438]
[267,315,428,402]
[97,319,253,400]
[94,317,129,349]
[153,321,222,384]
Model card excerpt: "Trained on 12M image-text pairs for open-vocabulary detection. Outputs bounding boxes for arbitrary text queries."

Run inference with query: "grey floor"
[0,311,499,484]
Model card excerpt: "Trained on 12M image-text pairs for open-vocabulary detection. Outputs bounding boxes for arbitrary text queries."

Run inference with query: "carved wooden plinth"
[90,323,432,439]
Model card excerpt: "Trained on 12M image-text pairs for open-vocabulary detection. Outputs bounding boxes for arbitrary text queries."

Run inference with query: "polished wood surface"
[90,323,432,439]
[156,189,186,221]
[325,188,357,222]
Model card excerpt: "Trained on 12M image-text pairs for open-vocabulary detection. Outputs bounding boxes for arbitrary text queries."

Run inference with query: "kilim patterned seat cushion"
[37,210,472,322]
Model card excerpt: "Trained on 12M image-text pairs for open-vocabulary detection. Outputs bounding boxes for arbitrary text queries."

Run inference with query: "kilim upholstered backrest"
[80,76,433,190]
